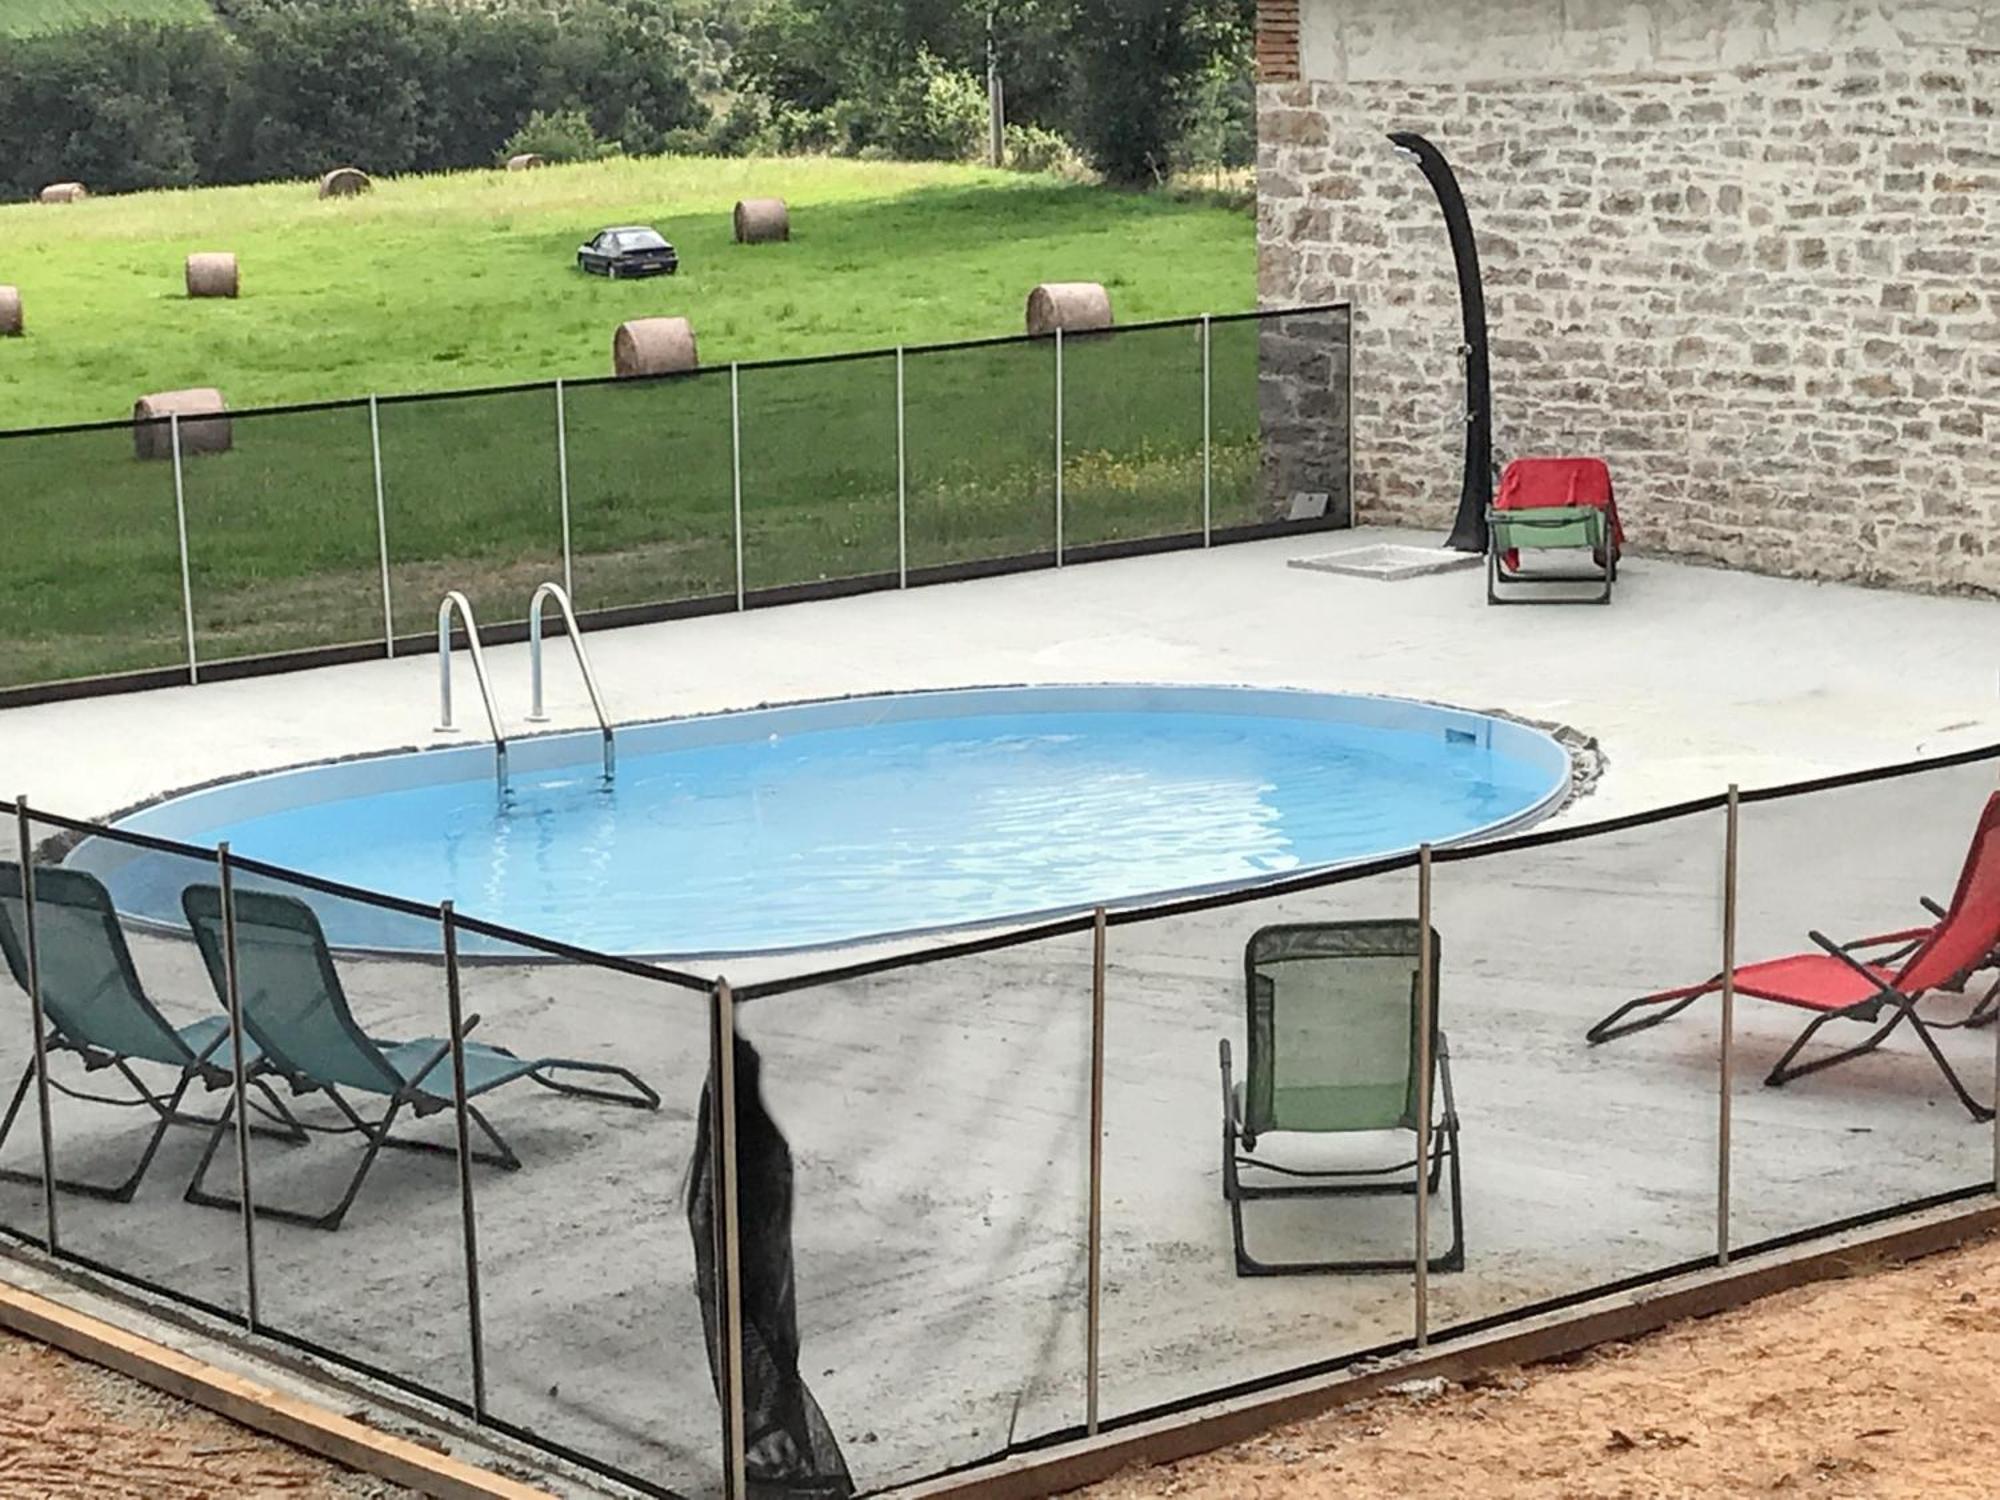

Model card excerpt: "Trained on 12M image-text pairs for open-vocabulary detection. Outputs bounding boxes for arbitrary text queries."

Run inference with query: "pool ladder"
[436,583,616,795]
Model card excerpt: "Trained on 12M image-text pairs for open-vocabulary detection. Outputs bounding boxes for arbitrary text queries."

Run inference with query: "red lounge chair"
[1586,791,2000,1121]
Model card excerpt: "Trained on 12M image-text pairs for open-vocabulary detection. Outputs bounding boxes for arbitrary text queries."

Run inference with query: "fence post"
[1342,309,1356,528]
[1086,907,1107,1435]
[730,364,746,612]
[712,979,748,1500]
[1414,843,1434,1348]
[171,413,199,685]
[555,379,574,604]
[1053,328,1065,567]
[216,844,259,1332]
[13,799,59,1255]
[896,346,908,591]
[369,396,395,658]
[441,902,488,1419]
[1201,315,1213,547]
[1717,785,1739,1266]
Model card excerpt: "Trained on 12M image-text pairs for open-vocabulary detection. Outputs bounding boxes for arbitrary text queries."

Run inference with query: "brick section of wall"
[1257,0,1301,82]
[1258,48,2000,592]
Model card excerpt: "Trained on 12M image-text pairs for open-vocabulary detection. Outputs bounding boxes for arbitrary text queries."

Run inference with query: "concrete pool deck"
[1,528,1998,1498]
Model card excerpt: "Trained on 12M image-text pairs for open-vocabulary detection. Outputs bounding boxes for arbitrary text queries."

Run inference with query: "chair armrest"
[1809,930,1891,987]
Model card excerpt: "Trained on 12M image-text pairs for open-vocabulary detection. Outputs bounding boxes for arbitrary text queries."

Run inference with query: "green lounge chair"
[1219,920,1464,1276]
[179,884,661,1231]
[1487,507,1613,604]
[0,861,303,1204]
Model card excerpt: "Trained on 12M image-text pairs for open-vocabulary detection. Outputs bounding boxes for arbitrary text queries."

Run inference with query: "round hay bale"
[185,252,239,299]
[318,167,372,199]
[133,387,232,462]
[39,182,86,204]
[1026,282,1114,337]
[733,198,790,244]
[0,286,20,337]
[506,153,546,172]
[612,317,699,378]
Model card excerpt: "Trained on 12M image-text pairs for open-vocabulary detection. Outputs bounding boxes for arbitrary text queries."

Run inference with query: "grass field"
[0,0,209,34]
[0,155,1251,427]
[0,155,1273,691]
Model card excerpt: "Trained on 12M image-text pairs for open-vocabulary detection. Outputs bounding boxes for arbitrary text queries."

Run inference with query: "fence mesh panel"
[377,389,563,639]
[732,926,1095,1490]
[458,940,721,1497]
[740,357,900,595]
[0,424,185,689]
[1729,761,2000,1247]
[1061,323,1205,550]
[182,404,385,664]
[904,339,1057,572]
[2,820,245,1316]
[1098,867,1420,1421]
[565,371,738,616]
[1426,810,1724,1332]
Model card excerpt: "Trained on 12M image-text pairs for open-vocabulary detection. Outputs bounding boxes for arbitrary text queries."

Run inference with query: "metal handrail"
[437,591,509,795]
[526,581,616,782]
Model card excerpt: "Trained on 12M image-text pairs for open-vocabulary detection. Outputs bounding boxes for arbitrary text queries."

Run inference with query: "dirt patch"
[0,1327,411,1498]
[1080,1232,2000,1499]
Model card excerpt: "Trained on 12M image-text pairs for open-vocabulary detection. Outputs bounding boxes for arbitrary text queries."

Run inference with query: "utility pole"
[986,4,1006,167]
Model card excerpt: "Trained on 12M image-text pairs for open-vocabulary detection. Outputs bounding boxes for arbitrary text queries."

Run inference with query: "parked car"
[576,226,679,278]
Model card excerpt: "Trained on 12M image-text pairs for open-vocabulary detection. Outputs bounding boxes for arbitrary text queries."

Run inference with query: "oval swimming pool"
[75,685,1572,958]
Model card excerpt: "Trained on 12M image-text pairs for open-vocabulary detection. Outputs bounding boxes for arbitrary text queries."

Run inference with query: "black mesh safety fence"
[902,337,1060,573]
[0,308,1352,701]
[0,422,185,691]
[565,369,738,618]
[181,403,385,665]
[375,387,565,642]
[1424,807,1726,1334]
[1059,322,1205,551]
[728,923,1096,1493]
[1727,758,2000,1249]
[452,917,723,1498]
[1096,864,1423,1423]
[738,355,900,597]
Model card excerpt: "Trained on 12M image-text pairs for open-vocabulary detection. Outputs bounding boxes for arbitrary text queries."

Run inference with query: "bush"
[1002,123,1078,175]
[500,108,619,165]
[877,49,987,162]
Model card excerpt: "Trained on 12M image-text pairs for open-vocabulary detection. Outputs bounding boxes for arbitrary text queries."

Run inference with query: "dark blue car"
[576,225,679,279]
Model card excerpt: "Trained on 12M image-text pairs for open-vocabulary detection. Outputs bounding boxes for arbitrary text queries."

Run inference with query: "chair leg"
[186,1094,402,1232]
[1765,1005,1900,1088]
[1904,1011,1995,1123]
[0,1058,198,1205]
[1587,983,1716,1044]
[526,1060,661,1110]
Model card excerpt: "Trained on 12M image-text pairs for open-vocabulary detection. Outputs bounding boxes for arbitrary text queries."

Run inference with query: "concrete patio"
[0,529,1996,1497]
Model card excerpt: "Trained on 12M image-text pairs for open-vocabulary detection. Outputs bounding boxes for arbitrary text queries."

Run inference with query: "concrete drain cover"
[1288,544,1483,582]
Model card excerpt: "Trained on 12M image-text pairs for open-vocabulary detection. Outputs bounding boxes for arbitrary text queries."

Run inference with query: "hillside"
[0,154,1252,427]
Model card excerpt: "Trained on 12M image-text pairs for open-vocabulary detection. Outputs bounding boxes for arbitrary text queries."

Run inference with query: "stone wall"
[1258,45,2000,590]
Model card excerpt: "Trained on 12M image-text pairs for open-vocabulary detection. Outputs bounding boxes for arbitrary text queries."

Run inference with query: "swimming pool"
[75,685,1573,957]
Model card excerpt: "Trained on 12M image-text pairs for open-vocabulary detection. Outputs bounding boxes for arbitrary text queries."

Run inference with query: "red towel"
[1495,456,1624,571]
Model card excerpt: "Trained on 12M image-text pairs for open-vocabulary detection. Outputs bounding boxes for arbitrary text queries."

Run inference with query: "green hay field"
[0,156,1260,689]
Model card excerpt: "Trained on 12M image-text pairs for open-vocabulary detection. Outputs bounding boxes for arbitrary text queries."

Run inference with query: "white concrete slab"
[2,527,1994,826]
[1,529,1997,1497]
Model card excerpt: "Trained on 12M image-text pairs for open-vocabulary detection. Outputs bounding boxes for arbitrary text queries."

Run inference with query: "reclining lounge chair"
[180,885,661,1230]
[1220,919,1463,1276]
[0,861,301,1203]
[1587,792,2000,1121]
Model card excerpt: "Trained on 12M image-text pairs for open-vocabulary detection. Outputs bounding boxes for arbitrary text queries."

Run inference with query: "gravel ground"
[0,1327,413,1499]
[1081,1233,2000,1499]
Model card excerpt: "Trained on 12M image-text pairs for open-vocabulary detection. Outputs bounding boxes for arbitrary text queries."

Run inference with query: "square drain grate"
[1288,544,1483,582]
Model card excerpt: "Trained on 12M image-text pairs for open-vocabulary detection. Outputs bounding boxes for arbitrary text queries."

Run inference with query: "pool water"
[82,686,1572,956]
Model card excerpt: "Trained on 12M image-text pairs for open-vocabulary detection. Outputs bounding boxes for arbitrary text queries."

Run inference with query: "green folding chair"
[1487,506,1613,604]
[0,861,302,1204]
[1219,920,1463,1276]
[180,884,661,1231]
